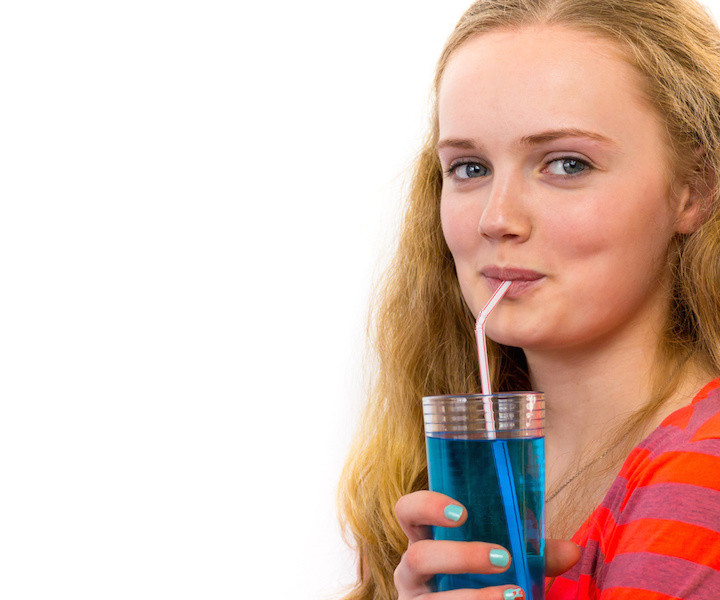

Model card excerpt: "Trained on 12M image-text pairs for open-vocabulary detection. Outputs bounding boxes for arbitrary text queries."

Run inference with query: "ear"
[674,148,716,234]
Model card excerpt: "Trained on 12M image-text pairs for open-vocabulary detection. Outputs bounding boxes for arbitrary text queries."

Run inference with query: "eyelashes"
[544,157,592,176]
[444,161,490,179]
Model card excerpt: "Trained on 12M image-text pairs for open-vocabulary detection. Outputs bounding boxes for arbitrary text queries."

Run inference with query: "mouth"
[480,265,545,297]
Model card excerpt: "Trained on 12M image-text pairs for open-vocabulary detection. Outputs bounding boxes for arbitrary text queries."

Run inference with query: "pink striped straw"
[475,280,512,435]
[475,280,532,595]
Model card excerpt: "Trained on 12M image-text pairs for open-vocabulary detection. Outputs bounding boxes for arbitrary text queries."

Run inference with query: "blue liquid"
[426,435,545,599]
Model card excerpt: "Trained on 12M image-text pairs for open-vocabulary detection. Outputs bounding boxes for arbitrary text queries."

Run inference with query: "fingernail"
[489,548,510,567]
[504,588,525,600]
[443,504,463,522]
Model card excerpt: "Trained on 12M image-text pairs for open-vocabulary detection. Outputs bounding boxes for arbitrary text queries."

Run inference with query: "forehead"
[437,25,659,145]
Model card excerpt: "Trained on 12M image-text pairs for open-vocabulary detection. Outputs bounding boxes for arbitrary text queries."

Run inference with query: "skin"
[395,24,706,598]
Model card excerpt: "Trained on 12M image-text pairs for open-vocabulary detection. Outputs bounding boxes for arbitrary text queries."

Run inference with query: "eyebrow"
[436,128,617,152]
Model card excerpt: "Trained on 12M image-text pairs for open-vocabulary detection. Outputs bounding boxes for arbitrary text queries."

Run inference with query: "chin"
[487,332,532,349]
[486,327,553,352]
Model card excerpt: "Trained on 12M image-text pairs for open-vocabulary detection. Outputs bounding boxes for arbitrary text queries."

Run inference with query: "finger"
[411,585,526,600]
[395,491,467,543]
[395,539,511,591]
[546,539,581,576]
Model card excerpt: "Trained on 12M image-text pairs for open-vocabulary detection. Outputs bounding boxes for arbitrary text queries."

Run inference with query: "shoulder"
[556,382,720,597]
[658,378,720,442]
[609,379,720,555]
[557,381,720,597]
[618,379,720,497]
[586,381,720,594]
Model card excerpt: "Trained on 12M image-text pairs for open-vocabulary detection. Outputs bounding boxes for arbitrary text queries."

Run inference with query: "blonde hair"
[338,1,720,598]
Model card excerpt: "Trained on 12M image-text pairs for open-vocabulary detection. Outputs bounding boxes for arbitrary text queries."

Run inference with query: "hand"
[394,491,580,599]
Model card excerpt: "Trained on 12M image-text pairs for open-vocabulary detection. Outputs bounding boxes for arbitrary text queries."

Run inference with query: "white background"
[2,1,720,599]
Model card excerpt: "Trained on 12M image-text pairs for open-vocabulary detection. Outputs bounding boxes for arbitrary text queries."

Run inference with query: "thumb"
[546,539,581,577]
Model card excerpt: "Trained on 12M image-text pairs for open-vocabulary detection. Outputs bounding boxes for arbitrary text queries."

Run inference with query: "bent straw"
[475,281,531,596]
[476,281,513,432]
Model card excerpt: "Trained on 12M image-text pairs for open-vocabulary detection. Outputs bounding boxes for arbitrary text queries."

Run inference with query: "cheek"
[542,179,674,263]
[536,202,611,262]
[440,195,479,259]
[440,195,486,316]
[565,218,610,254]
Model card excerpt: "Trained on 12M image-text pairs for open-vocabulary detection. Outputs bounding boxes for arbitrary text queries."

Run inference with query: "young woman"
[339,1,720,598]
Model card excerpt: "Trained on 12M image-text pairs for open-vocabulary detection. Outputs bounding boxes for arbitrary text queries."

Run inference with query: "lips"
[481,265,545,297]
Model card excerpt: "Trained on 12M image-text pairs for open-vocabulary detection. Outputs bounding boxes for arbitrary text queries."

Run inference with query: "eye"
[544,157,591,176]
[446,161,490,180]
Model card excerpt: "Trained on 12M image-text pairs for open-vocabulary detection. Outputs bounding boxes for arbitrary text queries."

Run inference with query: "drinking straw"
[476,281,513,430]
[475,281,531,595]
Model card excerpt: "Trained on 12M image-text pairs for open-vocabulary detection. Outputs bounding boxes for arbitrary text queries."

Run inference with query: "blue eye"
[545,158,590,176]
[447,161,489,179]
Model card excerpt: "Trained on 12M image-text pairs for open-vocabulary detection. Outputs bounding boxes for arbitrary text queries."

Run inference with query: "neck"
[525,300,700,460]
[528,337,652,457]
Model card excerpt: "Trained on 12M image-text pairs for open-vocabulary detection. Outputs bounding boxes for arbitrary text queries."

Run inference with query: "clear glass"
[423,393,545,599]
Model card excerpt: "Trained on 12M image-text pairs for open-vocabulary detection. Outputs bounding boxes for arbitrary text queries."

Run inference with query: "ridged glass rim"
[422,392,544,438]
[423,391,541,401]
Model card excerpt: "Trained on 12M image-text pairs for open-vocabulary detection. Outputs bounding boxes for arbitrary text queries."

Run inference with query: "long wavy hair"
[337,1,720,598]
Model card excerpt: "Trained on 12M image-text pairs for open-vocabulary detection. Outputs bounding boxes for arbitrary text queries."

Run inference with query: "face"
[438,26,698,352]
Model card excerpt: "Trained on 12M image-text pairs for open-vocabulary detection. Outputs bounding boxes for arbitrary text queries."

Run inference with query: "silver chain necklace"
[546,447,612,504]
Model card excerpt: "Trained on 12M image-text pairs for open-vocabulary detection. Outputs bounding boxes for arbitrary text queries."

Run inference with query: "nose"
[477,173,532,243]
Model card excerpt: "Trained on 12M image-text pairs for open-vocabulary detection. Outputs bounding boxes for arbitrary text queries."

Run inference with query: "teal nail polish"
[503,588,525,600]
[489,548,510,568]
[443,504,463,522]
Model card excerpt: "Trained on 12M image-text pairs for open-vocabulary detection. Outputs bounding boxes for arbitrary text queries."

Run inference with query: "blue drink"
[426,435,545,598]
[422,393,545,599]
